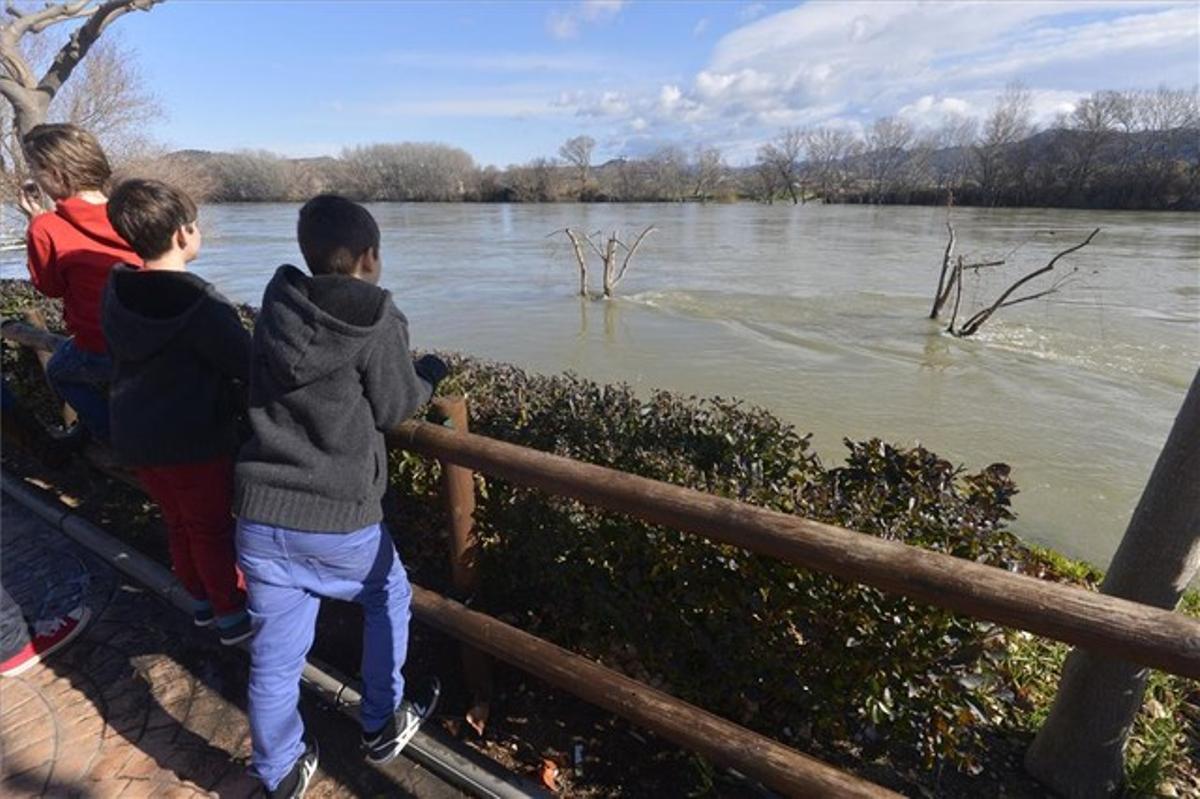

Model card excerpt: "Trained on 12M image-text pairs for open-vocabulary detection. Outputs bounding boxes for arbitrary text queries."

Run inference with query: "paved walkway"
[0,491,463,798]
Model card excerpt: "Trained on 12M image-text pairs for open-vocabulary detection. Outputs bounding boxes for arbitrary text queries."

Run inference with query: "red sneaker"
[0,606,91,677]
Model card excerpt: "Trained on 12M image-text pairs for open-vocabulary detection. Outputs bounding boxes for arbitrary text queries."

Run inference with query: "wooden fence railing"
[391,419,1200,679]
[6,315,1199,798]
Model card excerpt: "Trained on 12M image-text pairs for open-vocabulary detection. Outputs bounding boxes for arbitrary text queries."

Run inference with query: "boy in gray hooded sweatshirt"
[234,195,445,799]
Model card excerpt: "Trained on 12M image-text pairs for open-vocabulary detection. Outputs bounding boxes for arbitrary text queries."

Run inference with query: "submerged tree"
[929,203,1100,337]
[551,225,656,298]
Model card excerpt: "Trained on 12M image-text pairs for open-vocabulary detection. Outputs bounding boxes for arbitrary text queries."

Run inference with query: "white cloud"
[546,1,1198,159]
[693,17,710,37]
[371,97,568,119]
[577,90,631,117]
[739,3,767,22]
[547,0,627,40]
[378,51,608,73]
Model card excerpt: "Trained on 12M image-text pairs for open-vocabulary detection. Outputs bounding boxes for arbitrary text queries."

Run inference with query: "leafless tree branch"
[957,228,1100,336]
[613,224,655,287]
[930,220,955,318]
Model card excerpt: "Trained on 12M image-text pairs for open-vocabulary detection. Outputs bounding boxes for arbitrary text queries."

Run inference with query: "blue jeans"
[46,339,111,440]
[236,520,412,790]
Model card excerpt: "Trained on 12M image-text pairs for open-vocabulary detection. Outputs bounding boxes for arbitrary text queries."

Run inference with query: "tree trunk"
[601,235,617,298]
[1024,367,1200,797]
[5,87,49,138]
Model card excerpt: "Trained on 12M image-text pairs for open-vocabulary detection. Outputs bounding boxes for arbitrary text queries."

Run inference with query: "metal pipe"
[0,472,543,799]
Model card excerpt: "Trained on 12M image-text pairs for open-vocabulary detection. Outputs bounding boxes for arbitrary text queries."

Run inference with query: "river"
[3,202,1197,572]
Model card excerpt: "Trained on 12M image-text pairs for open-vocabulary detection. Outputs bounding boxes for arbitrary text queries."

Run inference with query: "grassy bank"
[2,278,1196,797]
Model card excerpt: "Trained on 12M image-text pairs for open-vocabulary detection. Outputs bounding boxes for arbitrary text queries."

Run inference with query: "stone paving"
[0,490,463,798]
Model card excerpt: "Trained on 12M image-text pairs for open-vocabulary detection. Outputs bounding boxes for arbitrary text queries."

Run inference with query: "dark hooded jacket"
[233,264,433,533]
[101,266,251,466]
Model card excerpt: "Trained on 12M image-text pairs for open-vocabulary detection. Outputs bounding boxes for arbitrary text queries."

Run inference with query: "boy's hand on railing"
[414,354,449,391]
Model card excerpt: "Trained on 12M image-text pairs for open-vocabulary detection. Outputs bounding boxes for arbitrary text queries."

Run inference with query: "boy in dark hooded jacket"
[233,195,445,799]
[102,179,250,645]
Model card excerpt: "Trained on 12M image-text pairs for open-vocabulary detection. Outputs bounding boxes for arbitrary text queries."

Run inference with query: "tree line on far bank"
[176,84,1198,211]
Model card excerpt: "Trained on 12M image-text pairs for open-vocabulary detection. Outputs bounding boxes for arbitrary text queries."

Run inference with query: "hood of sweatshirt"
[256,264,392,389]
[103,266,213,361]
[56,196,134,251]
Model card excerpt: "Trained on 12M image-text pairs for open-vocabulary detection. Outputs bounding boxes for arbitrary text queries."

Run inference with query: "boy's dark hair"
[22,123,112,199]
[297,194,380,276]
[107,179,198,260]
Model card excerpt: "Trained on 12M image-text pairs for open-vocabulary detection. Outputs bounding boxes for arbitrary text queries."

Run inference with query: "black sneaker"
[217,613,252,646]
[266,736,318,799]
[361,677,441,764]
[193,603,214,628]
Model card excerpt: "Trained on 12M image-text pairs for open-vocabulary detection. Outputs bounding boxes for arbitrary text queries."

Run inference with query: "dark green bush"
[6,278,1193,788]
[392,353,1032,772]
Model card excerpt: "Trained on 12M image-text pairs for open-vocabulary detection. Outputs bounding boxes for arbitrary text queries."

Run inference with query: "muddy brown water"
[4,202,1197,575]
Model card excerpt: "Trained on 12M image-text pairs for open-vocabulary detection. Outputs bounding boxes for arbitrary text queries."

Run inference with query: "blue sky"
[111,0,1199,167]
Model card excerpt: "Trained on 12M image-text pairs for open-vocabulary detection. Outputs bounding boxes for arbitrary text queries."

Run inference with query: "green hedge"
[395,356,1030,773]
[3,278,1195,790]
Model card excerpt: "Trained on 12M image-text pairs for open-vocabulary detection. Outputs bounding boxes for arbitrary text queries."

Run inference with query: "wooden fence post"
[429,395,494,733]
[21,309,76,427]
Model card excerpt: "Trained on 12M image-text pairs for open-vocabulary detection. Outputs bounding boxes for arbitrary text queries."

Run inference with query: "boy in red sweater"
[21,124,141,439]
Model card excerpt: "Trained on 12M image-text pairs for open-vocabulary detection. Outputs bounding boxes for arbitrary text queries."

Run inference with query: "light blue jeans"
[46,339,111,440]
[236,520,412,790]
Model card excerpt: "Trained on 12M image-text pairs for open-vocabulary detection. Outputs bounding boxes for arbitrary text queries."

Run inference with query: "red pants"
[137,456,245,617]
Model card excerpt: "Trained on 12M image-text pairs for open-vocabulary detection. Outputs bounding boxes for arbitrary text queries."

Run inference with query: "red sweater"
[26,197,142,353]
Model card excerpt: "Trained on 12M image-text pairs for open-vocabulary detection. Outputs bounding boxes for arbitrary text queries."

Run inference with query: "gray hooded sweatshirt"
[233,264,432,533]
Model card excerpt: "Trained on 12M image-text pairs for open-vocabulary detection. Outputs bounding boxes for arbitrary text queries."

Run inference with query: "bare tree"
[757,127,803,204]
[973,82,1035,205]
[863,116,915,202]
[1025,366,1200,798]
[933,226,1099,336]
[505,156,560,202]
[604,156,650,202]
[802,127,859,203]
[0,1,162,141]
[339,142,475,201]
[930,114,977,194]
[646,144,687,202]
[690,145,724,202]
[750,158,779,204]
[558,134,595,200]
[1060,90,1122,199]
[113,145,216,202]
[551,225,655,298]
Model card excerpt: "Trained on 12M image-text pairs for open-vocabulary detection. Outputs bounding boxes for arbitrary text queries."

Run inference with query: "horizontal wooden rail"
[1,319,892,795]
[1,317,62,352]
[391,420,1200,679]
[411,586,897,798]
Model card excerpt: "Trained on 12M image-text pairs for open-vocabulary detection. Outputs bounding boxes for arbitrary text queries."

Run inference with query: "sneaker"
[362,677,441,765]
[193,602,214,628]
[266,735,318,799]
[0,606,91,677]
[216,613,252,646]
